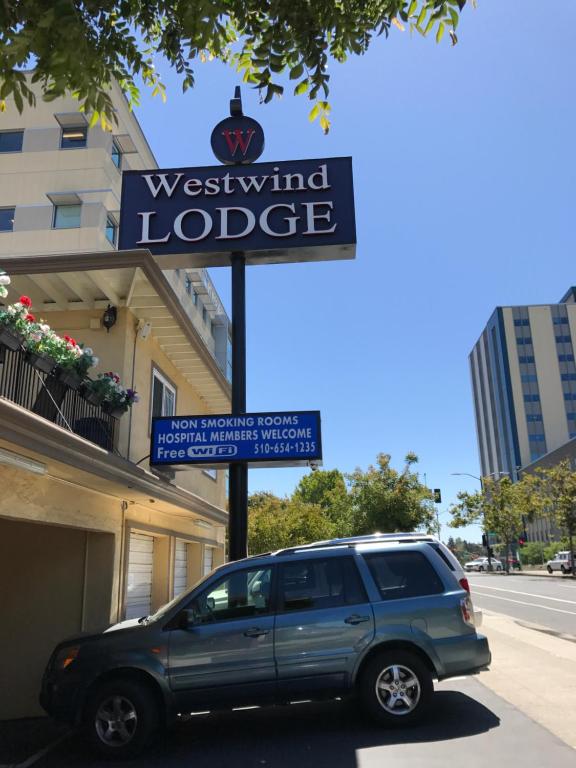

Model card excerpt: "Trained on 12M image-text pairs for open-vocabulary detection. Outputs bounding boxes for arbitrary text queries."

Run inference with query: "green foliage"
[248,493,336,555]
[0,1,468,131]
[346,453,436,535]
[293,469,353,537]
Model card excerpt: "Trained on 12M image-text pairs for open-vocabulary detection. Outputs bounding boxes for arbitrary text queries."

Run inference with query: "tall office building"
[470,287,576,481]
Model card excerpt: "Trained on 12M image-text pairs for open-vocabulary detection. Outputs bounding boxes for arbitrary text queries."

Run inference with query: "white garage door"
[173,540,188,597]
[125,532,154,619]
[203,546,214,576]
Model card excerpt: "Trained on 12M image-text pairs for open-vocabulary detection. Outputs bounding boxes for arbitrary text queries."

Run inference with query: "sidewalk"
[479,611,576,749]
[0,718,70,768]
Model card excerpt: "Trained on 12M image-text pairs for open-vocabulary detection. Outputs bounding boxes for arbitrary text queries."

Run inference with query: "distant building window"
[0,207,15,232]
[514,318,530,327]
[567,413,576,421]
[518,356,535,364]
[185,275,192,295]
[564,393,576,400]
[526,414,543,422]
[530,450,545,461]
[556,335,572,344]
[521,374,538,383]
[203,469,217,480]
[53,204,81,229]
[202,306,208,324]
[111,139,122,169]
[516,337,532,345]
[529,434,546,442]
[60,126,87,149]
[105,215,117,245]
[553,316,569,325]
[559,354,575,362]
[0,131,23,152]
[151,368,176,419]
[192,288,198,305]
[562,373,576,381]
[523,394,540,403]
[570,433,576,439]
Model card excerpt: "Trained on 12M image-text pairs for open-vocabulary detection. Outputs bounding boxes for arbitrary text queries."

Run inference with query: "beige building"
[0,82,232,718]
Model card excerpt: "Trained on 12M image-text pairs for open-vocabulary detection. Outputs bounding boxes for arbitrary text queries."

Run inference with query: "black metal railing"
[0,345,116,451]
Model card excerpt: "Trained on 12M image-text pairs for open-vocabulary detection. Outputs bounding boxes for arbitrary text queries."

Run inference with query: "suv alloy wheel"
[359,650,433,726]
[84,678,159,758]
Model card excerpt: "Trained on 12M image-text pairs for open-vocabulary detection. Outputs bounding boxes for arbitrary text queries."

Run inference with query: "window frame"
[277,556,367,614]
[0,130,24,153]
[149,366,177,434]
[185,565,275,625]
[52,203,82,230]
[111,138,122,169]
[105,215,117,246]
[60,126,88,150]
[0,207,16,233]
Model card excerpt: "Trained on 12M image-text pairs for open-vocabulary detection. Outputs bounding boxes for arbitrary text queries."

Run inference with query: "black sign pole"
[228,250,248,561]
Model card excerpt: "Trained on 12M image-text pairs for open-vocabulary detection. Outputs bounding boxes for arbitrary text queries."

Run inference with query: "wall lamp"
[102,304,117,332]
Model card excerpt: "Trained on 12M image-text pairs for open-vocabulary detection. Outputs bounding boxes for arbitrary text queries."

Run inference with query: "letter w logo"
[222,128,256,158]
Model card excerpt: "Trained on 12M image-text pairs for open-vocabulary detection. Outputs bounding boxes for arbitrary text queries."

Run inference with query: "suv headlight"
[53,646,80,671]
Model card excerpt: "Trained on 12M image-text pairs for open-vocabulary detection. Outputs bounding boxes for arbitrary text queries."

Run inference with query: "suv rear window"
[279,557,367,612]
[363,551,444,601]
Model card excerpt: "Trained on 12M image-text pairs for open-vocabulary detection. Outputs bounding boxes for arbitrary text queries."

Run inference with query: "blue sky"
[135,2,576,542]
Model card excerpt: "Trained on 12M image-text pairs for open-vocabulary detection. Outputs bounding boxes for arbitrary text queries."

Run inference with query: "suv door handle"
[344,614,371,625]
[243,627,270,638]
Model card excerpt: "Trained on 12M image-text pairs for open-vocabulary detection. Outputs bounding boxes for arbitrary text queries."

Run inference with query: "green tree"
[248,492,335,555]
[523,460,576,577]
[346,453,435,535]
[293,469,352,537]
[0,1,468,130]
[449,476,526,572]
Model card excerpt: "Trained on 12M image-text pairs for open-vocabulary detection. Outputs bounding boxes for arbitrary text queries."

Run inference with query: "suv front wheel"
[84,678,160,758]
[359,650,433,726]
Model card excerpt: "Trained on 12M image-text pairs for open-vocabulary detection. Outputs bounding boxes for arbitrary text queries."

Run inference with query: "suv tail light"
[460,595,476,628]
[459,577,470,593]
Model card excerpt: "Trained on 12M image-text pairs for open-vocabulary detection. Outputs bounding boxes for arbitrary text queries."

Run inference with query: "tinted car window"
[190,567,272,623]
[363,552,444,601]
[280,557,366,612]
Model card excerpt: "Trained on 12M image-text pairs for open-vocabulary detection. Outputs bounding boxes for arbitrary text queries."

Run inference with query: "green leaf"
[289,63,304,80]
[294,79,308,96]
[417,7,427,27]
[308,103,320,122]
[408,0,418,15]
[436,22,445,43]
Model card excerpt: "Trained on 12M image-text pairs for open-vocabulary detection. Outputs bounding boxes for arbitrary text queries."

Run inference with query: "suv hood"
[104,618,143,633]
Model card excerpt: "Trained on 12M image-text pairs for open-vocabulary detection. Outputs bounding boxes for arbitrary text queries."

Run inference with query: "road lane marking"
[470,583,576,605]
[473,590,576,616]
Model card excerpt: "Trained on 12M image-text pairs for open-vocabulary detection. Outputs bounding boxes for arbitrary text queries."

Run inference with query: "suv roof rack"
[272,533,436,557]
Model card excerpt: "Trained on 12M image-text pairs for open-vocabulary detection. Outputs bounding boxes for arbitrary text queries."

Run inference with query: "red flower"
[25,313,36,323]
[19,295,32,308]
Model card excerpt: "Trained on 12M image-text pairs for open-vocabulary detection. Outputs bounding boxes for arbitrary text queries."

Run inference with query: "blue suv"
[41,536,490,758]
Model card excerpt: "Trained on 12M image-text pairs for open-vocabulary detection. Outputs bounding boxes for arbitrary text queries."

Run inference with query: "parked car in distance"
[464,557,503,572]
[546,551,574,574]
[41,536,490,758]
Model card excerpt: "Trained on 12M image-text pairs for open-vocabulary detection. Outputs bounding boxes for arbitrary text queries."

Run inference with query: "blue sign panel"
[150,411,322,468]
[119,157,355,267]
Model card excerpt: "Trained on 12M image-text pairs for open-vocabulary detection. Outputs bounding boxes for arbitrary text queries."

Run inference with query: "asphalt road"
[468,573,576,637]
[35,677,574,768]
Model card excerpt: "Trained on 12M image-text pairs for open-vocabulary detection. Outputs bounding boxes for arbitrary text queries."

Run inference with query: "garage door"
[173,540,188,597]
[203,545,214,576]
[125,532,154,619]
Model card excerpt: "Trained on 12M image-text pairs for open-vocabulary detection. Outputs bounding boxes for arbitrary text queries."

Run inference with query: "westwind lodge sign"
[119,157,355,266]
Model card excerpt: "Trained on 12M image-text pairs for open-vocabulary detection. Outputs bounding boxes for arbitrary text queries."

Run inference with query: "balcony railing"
[0,345,116,451]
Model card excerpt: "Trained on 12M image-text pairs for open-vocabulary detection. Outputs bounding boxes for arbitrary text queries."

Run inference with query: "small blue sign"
[150,411,322,468]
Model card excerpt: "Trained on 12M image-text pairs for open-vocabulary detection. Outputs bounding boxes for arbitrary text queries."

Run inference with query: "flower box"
[80,383,104,407]
[55,366,83,390]
[0,326,24,351]
[101,401,127,419]
[25,350,57,375]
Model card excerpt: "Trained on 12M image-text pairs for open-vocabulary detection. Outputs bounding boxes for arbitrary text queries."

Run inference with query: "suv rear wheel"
[359,650,433,726]
[84,678,159,758]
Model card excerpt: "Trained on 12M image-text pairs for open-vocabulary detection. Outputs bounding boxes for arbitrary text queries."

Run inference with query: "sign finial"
[230,86,243,117]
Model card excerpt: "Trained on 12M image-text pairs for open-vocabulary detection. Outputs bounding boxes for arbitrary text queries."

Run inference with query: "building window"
[185,275,192,295]
[151,368,176,419]
[105,216,117,245]
[559,354,575,362]
[60,126,87,149]
[111,139,122,169]
[562,373,576,381]
[516,337,533,345]
[518,356,535,364]
[521,374,538,383]
[203,468,217,480]
[523,394,540,403]
[553,316,569,325]
[202,306,208,324]
[0,130,24,153]
[514,318,530,327]
[53,204,81,229]
[556,335,572,344]
[526,414,543,422]
[529,434,546,442]
[0,207,15,232]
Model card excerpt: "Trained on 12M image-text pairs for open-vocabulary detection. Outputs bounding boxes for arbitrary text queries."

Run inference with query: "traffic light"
[433,489,442,504]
